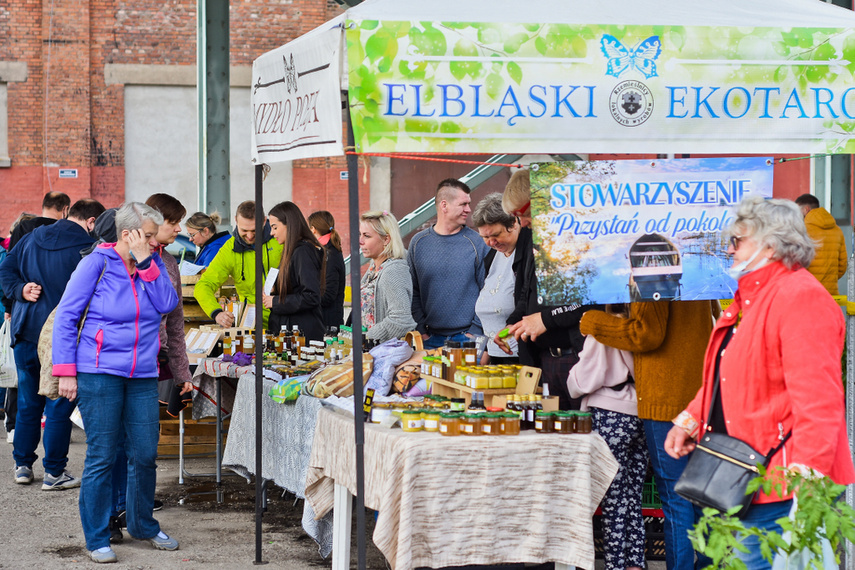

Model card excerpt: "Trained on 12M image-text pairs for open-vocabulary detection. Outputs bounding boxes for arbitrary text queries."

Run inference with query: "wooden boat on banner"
[628,234,682,301]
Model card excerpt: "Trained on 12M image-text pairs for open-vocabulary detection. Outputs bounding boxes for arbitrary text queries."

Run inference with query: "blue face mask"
[727,246,768,281]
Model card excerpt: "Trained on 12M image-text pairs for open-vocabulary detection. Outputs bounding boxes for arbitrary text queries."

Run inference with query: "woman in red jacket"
[665,196,855,570]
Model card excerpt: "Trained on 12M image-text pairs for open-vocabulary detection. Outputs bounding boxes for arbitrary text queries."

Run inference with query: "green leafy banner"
[346,21,855,154]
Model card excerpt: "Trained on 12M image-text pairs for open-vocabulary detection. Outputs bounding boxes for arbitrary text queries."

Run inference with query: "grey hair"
[114,202,164,236]
[472,193,517,229]
[728,195,815,270]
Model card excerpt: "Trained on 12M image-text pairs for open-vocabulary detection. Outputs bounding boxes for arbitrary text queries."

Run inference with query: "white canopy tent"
[246,0,855,566]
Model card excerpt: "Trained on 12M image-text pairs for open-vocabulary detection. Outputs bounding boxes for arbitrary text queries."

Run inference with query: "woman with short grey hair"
[666,195,854,570]
[54,201,181,563]
[473,193,522,364]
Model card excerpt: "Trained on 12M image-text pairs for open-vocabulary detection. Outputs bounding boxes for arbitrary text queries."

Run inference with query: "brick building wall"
[0,0,354,240]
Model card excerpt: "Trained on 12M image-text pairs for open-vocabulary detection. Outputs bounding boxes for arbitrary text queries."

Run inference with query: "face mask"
[727,246,769,281]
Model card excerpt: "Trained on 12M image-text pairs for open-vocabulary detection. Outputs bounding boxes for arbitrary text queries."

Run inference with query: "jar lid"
[446,340,462,348]
[486,407,503,413]
[576,411,592,417]
[501,412,518,418]
[403,409,421,415]
[535,411,552,417]
[440,412,460,418]
[463,341,476,348]
[451,398,466,404]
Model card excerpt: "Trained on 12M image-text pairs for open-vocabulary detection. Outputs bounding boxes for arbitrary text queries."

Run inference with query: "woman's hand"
[58,376,78,402]
[127,228,152,262]
[178,382,194,395]
[492,333,512,355]
[507,313,547,343]
[262,294,273,309]
[664,424,696,459]
[479,351,490,365]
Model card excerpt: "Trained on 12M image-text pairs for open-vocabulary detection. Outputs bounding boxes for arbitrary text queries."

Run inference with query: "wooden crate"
[157,405,228,458]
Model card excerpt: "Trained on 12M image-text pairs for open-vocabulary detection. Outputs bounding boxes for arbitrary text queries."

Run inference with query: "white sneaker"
[6,429,13,444]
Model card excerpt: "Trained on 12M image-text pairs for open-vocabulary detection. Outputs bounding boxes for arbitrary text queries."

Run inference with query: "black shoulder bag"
[674,363,791,517]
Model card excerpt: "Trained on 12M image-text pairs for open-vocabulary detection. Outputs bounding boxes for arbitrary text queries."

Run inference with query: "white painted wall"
[124,85,292,223]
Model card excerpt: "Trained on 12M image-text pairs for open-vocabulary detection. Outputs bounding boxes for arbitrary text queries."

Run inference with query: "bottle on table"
[222,332,232,356]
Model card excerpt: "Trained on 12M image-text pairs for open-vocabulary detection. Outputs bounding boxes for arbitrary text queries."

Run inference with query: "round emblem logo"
[608,81,654,127]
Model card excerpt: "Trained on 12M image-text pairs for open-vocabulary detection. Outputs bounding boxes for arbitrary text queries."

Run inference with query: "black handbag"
[674,368,791,517]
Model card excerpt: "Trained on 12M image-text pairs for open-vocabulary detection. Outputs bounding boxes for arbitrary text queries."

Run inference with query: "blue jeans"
[77,372,160,551]
[734,500,793,570]
[13,340,76,475]
[644,419,707,570]
[423,332,469,350]
[111,443,128,517]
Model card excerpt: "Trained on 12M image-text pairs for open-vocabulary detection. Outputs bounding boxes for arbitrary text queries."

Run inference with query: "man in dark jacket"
[0,198,105,489]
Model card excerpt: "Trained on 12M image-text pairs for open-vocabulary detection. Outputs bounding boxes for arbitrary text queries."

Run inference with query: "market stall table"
[184,358,253,485]
[221,373,334,556]
[305,406,619,570]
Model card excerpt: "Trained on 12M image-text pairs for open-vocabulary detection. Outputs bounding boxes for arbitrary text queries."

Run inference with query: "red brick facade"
[0,0,349,237]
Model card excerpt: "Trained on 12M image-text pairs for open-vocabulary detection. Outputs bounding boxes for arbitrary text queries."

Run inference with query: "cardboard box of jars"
[427,365,559,411]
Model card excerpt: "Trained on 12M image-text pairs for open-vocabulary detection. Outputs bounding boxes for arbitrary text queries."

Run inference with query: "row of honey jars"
[533,411,593,434]
[454,365,518,389]
[438,412,521,436]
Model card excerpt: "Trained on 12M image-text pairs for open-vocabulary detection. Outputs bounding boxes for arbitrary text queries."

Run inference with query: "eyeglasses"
[729,235,745,250]
[187,230,199,239]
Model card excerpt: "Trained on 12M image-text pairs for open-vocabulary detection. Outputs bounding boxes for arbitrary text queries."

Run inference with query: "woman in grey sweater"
[359,211,416,343]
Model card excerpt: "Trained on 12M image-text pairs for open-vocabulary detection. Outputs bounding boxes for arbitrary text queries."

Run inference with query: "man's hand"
[507,312,547,343]
[664,424,696,459]
[215,312,235,328]
[58,376,78,401]
[22,282,42,303]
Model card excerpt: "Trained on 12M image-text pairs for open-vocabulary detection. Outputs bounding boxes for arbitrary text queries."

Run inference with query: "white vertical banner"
[251,24,344,163]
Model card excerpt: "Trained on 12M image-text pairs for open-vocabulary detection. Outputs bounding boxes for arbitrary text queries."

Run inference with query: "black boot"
[109,516,123,544]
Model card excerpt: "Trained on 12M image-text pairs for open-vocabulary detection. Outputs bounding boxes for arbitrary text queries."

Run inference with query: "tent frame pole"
[346,96,368,570]
[253,164,268,565]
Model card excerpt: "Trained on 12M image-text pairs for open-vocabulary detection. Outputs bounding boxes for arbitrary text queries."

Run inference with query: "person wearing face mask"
[666,196,855,570]
[194,201,283,330]
[359,211,416,344]
[54,202,181,563]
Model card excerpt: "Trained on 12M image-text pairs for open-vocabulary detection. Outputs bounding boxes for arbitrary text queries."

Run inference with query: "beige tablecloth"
[305,407,619,570]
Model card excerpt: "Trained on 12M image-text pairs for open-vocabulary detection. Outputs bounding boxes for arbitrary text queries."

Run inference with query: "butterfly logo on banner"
[600,35,662,79]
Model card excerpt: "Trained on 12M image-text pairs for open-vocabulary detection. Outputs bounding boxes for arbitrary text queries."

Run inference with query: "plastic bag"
[366,339,413,397]
[770,497,837,570]
[268,375,308,404]
[305,355,374,399]
[0,319,17,389]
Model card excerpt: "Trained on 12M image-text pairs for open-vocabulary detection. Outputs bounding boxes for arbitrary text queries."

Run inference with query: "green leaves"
[690,468,855,569]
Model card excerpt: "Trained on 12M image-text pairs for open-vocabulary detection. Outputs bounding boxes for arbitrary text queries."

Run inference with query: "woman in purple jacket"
[54,202,180,564]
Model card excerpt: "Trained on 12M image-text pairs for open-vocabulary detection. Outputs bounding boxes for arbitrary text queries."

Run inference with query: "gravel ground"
[0,422,665,570]
[0,423,388,569]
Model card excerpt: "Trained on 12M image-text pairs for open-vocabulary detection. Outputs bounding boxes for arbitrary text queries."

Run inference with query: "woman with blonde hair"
[308,211,345,329]
[185,211,229,266]
[359,211,416,343]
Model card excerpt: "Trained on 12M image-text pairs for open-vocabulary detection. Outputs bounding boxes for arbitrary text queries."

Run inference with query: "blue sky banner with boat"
[530,157,773,305]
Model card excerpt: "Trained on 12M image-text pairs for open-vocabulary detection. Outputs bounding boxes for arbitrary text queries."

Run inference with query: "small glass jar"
[422,409,441,432]
[439,413,460,436]
[371,403,392,424]
[576,411,593,434]
[401,409,423,432]
[535,411,553,433]
[481,413,501,436]
[459,414,482,436]
[502,412,521,435]
[449,398,466,413]
[487,369,504,389]
[554,411,573,434]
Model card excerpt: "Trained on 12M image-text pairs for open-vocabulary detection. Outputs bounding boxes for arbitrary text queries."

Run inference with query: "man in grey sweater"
[407,179,491,350]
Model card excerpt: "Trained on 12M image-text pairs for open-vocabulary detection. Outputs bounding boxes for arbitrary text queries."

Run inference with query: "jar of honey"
[401,409,423,432]
[576,411,593,434]
[554,411,574,434]
[422,409,441,432]
[502,412,521,435]
[481,413,501,436]
[371,403,392,424]
[534,411,553,433]
[459,414,482,436]
[439,413,460,436]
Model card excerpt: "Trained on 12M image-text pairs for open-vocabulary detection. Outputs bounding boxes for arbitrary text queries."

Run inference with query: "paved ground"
[0,422,666,569]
